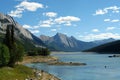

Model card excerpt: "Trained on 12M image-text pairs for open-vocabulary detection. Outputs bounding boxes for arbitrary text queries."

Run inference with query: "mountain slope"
[84,40,120,52]
[0,13,45,50]
[92,38,115,45]
[40,33,96,51]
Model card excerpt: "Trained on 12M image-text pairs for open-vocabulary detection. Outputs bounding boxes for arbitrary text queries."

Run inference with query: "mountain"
[0,13,45,50]
[92,38,115,45]
[40,33,96,51]
[40,33,117,52]
[84,40,120,53]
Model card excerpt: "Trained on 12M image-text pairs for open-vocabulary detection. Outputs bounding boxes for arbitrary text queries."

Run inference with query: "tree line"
[0,24,50,67]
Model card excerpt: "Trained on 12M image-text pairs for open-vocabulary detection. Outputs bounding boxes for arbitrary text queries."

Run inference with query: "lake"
[25,52,120,80]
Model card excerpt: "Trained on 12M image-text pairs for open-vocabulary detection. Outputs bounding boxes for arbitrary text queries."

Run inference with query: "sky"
[1,0,120,41]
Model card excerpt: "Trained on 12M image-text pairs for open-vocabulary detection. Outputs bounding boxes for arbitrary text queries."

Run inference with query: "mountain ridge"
[40,33,117,51]
[84,40,120,53]
[0,13,45,50]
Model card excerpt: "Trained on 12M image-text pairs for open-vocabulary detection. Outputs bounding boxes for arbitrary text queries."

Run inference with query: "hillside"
[92,38,115,45]
[0,13,45,50]
[84,40,120,53]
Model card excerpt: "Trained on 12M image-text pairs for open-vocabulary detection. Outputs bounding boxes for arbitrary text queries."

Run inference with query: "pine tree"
[4,24,24,67]
[0,44,10,67]
[4,25,11,49]
[5,24,15,67]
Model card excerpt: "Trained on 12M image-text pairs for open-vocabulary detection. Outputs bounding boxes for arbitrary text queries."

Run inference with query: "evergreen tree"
[4,24,24,67]
[4,25,11,49]
[0,44,10,67]
[14,43,24,62]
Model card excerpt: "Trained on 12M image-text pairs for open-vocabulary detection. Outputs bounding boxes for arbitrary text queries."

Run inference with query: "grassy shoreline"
[0,65,34,80]
[0,56,60,80]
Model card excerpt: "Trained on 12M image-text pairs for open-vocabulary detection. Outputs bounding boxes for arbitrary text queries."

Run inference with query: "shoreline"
[19,56,58,64]
[19,55,86,66]
[19,55,86,80]
[19,56,61,80]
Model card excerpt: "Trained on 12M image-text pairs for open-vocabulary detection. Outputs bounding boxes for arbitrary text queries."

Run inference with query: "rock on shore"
[48,61,86,66]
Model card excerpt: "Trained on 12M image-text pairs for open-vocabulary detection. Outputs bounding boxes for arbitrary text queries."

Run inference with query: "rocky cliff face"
[0,13,45,49]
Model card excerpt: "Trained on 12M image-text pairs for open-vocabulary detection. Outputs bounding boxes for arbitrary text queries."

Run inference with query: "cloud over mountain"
[79,33,120,41]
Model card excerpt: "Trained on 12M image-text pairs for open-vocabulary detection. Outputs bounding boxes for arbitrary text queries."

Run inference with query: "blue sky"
[1,0,120,41]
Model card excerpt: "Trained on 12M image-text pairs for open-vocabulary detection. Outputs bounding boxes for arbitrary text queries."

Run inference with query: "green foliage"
[0,44,10,67]
[0,65,34,80]
[4,25,12,49]
[3,24,24,67]
[84,40,120,52]
[27,48,50,56]
[8,43,24,67]
[42,48,50,56]
[27,51,37,56]
[15,43,24,62]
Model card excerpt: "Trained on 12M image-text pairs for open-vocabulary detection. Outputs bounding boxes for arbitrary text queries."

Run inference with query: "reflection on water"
[25,52,120,80]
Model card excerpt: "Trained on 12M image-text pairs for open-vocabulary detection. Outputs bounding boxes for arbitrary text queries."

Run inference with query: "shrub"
[27,48,50,56]
[27,51,37,56]
[41,48,50,56]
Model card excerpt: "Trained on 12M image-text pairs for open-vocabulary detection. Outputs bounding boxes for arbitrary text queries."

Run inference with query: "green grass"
[0,65,34,80]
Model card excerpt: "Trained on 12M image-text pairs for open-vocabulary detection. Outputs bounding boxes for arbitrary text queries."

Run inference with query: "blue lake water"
[25,52,120,80]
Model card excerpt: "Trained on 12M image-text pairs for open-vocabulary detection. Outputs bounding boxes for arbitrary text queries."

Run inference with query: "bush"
[27,51,37,56]
[0,44,10,67]
[41,48,50,56]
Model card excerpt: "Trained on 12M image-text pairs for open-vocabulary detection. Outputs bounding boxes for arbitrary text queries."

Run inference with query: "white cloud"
[94,9,107,15]
[111,19,119,22]
[105,6,120,13]
[9,8,24,18]
[55,16,80,24]
[94,6,120,15]
[23,24,41,29]
[43,12,57,17]
[16,0,44,11]
[23,24,32,29]
[33,26,39,29]
[64,22,72,26]
[92,29,99,32]
[39,24,51,27]
[106,27,115,31]
[104,19,119,23]
[79,33,120,41]
[104,19,110,22]
[39,16,80,27]
[51,29,57,32]
[9,0,44,18]
[39,19,54,27]
[29,30,40,33]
